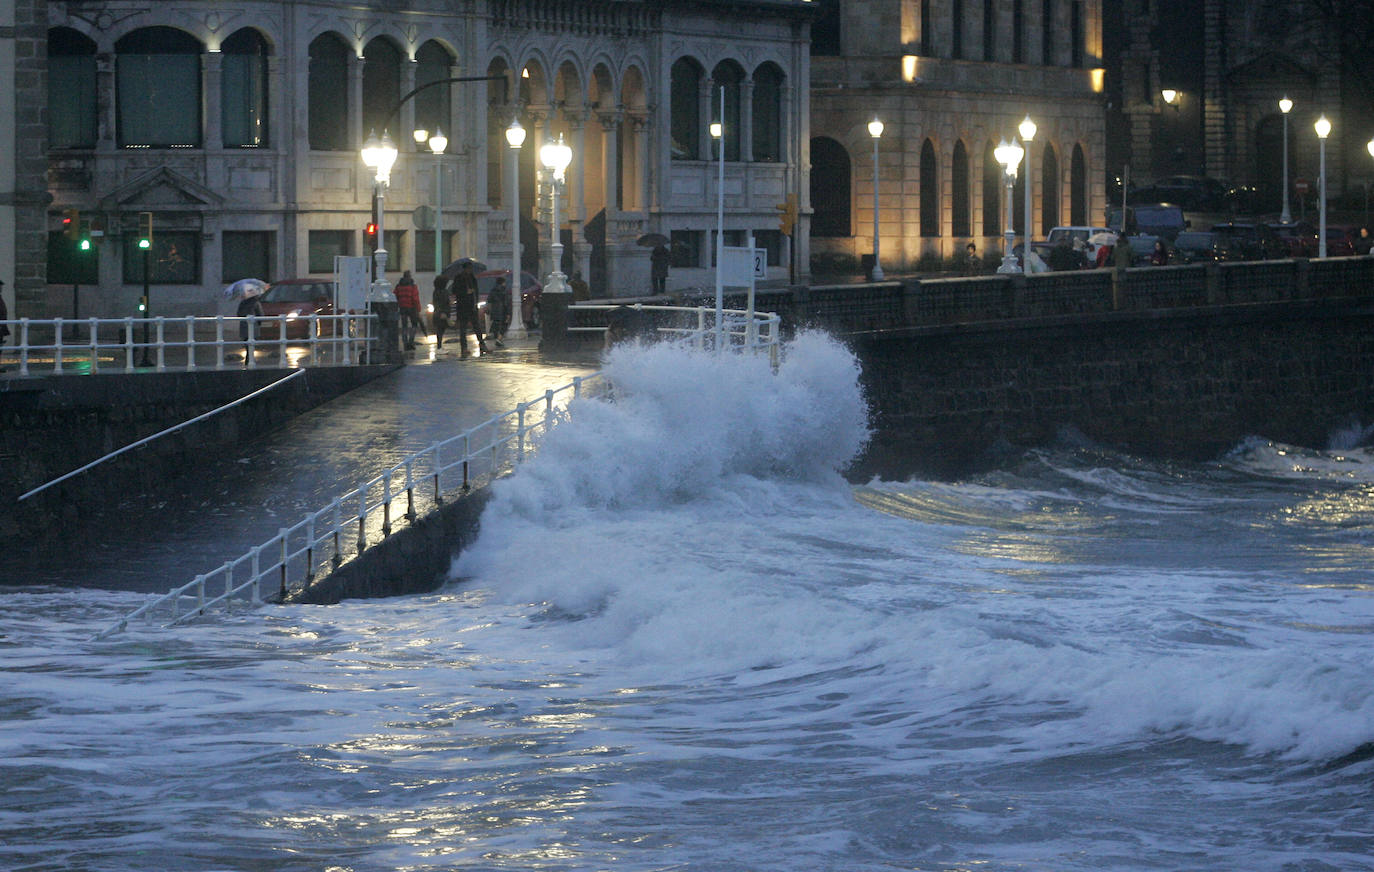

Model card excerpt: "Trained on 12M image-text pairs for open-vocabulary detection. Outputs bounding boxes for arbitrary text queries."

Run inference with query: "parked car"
[1208,222,1287,261]
[258,279,337,339]
[1171,231,1227,264]
[1321,225,1365,257]
[1106,203,1189,242]
[1265,221,1319,258]
[1044,225,1112,262]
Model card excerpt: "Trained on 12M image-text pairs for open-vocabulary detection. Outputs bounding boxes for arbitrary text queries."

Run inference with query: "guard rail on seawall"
[0,313,376,376]
[96,305,782,639]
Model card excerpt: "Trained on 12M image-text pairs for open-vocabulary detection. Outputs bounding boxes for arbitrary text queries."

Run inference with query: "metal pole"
[1319,136,1327,258]
[1280,110,1291,224]
[871,133,883,280]
[139,248,151,367]
[434,152,443,276]
[509,134,526,337]
[715,85,724,350]
[1023,138,1033,259]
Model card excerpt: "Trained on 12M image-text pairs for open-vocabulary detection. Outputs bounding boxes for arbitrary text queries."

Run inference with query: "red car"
[258,279,337,339]
[1321,225,1365,257]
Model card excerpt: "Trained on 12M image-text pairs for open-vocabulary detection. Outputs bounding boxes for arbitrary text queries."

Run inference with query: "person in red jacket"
[393,270,423,350]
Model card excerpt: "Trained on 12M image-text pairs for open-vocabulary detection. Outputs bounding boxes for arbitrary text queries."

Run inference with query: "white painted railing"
[568,303,782,359]
[95,305,782,638]
[0,313,376,376]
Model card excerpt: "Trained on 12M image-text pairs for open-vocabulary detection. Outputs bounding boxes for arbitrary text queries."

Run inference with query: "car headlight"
[426,304,434,314]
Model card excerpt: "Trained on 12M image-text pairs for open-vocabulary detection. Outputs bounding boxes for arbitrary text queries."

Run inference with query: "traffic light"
[138,295,148,313]
[62,208,79,241]
[777,194,798,236]
[136,211,154,250]
[78,222,92,252]
[365,222,378,240]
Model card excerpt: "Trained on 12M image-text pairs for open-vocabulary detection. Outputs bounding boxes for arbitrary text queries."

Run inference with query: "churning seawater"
[3,334,1373,871]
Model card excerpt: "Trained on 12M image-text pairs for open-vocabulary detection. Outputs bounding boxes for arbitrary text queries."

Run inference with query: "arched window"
[983,140,1002,235]
[1041,144,1060,233]
[811,0,841,56]
[711,61,744,162]
[49,28,97,149]
[1071,144,1087,226]
[810,136,851,237]
[362,37,402,138]
[415,41,453,145]
[952,0,965,59]
[983,0,996,61]
[752,63,783,162]
[952,140,971,237]
[222,29,269,148]
[116,27,202,147]
[920,139,940,237]
[1042,0,1055,65]
[309,34,350,151]
[670,58,702,160]
[1013,0,1025,64]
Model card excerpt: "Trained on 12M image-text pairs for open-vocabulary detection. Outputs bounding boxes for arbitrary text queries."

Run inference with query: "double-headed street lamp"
[1315,114,1330,258]
[868,117,884,280]
[539,132,573,295]
[413,126,447,275]
[994,138,1024,274]
[361,128,399,301]
[505,118,527,335]
[1019,115,1037,257]
[1279,97,1293,223]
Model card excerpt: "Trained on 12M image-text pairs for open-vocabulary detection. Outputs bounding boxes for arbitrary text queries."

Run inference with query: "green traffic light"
[79,239,91,251]
[138,239,150,250]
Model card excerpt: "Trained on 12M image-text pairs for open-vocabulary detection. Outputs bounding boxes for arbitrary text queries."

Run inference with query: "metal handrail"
[0,313,375,376]
[95,306,782,638]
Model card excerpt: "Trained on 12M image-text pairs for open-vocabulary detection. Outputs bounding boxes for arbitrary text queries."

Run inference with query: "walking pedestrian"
[963,242,981,275]
[650,243,670,294]
[486,275,510,348]
[0,280,10,370]
[394,270,423,349]
[430,276,452,347]
[569,269,590,302]
[451,261,488,358]
[236,288,264,364]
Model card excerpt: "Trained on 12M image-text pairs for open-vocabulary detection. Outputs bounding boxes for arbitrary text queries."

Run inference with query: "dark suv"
[1208,223,1287,261]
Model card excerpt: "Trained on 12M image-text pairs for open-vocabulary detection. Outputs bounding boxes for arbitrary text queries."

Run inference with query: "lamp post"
[506,118,527,336]
[868,117,884,280]
[712,85,725,348]
[1019,115,1037,256]
[539,132,573,294]
[1279,97,1293,223]
[1315,114,1330,258]
[1161,88,1178,107]
[994,138,1024,274]
[414,127,448,276]
[360,128,399,301]
[1367,137,1374,232]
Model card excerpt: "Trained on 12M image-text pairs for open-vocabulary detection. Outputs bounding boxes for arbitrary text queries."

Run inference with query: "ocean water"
[3,334,1373,871]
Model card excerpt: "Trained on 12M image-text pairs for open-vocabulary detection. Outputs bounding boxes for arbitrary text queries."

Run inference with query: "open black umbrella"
[440,257,488,278]
[636,232,669,248]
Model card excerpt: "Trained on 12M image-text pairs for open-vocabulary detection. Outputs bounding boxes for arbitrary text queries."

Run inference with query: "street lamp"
[505,117,527,336]
[1161,88,1178,107]
[711,88,724,346]
[1279,97,1293,223]
[1019,115,1037,255]
[360,128,398,302]
[1315,114,1331,258]
[539,132,573,294]
[994,138,1024,273]
[413,127,448,277]
[868,117,884,280]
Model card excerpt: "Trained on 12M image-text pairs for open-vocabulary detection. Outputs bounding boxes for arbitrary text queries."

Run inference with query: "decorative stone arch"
[750,61,784,163]
[309,31,353,152]
[920,138,940,238]
[360,35,404,138]
[1070,142,1088,226]
[1040,141,1060,234]
[114,26,205,148]
[952,139,972,238]
[669,55,706,160]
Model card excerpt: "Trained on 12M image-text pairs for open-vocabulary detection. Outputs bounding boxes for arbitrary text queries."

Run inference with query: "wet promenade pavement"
[1,334,601,592]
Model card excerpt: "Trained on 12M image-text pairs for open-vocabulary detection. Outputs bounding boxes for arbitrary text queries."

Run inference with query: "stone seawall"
[0,366,398,545]
[850,298,1374,479]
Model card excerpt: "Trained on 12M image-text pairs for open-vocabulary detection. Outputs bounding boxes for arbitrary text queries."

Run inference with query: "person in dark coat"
[394,270,423,349]
[451,261,488,358]
[431,276,452,347]
[486,275,510,348]
[1149,240,1169,266]
[236,289,264,363]
[0,280,10,368]
[1048,237,1081,271]
[650,244,670,294]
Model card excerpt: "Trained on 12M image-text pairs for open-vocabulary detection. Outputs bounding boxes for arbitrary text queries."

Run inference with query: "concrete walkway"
[1,332,602,592]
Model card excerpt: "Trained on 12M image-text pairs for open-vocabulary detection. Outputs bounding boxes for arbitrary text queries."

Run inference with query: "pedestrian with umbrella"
[223,278,267,363]
[451,261,488,358]
[431,275,452,348]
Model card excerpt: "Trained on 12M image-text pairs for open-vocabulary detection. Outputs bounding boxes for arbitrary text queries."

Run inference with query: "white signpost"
[720,240,767,346]
[334,255,371,313]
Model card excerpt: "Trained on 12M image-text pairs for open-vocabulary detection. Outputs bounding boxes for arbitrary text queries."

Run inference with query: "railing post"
[404,458,416,521]
[573,375,583,398]
[185,317,197,371]
[17,319,30,376]
[356,486,367,552]
[215,317,226,370]
[516,403,527,460]
[332,498,344,566]
[277,315,288,362]
[88,319,101,373]
[124,318,136,372]
[155,318,167,371]
[247,317,258,369]
[53,318,65,371]
[304,515,317,582]
[382,470,393,536]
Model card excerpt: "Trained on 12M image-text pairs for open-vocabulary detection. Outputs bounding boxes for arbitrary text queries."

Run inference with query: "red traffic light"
[365,222,378,237]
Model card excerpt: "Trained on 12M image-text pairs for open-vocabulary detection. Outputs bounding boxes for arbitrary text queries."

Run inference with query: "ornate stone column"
[203,52,223,150]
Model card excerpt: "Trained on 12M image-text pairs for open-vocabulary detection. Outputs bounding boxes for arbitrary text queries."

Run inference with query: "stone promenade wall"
[0,365,398,545]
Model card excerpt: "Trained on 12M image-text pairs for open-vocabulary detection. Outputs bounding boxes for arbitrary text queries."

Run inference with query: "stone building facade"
[808,0,1108,272]
[1113,0,1372,213]
[3,0,51,321]
[38,0,813,320]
